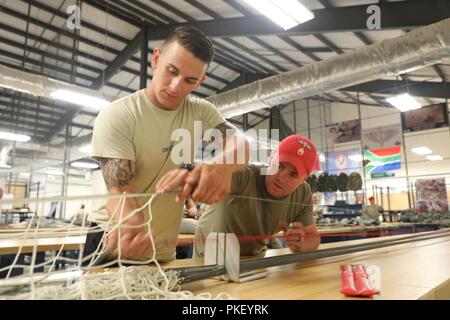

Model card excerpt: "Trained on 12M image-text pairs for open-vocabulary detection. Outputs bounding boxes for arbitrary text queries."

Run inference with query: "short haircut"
[162,26,214,64]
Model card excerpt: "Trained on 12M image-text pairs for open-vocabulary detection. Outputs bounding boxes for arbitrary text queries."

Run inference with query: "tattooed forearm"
[99,158,135,189]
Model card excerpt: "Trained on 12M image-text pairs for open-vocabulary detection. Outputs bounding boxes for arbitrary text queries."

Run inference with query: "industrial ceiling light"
[71,161,99,169]
[386,93,421,112]
[0,65,113,112]
[78,144,92,154]
[0,131,31,142]
[19,172,31,179]
[426,155,443,161]
[51,89,110,110]
[250,161,268,166]
[242,0,314,30]
[411,147,432,155]
[319,154,326,163]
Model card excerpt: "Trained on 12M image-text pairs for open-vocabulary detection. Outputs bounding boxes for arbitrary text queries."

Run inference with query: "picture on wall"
[415,178,449,213]
[363,146,401,174]
[326,149,362,175]
[362,124,402,150]
[401,103,449,132]
[325,119,361,144]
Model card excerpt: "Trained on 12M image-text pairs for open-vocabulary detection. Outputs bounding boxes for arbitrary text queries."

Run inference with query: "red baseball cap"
[276,135,318,176]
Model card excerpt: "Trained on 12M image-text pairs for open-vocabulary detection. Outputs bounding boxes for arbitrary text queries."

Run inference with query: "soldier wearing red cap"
[194,135,321,257]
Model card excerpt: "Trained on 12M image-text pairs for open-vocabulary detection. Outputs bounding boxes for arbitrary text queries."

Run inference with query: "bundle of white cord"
[0,193,234,300]
[81,266,232,300]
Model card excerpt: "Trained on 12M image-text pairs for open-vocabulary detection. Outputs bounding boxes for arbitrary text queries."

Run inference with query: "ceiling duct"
[208,18,450,118]
[0,65,112,110]
[0,19,449,123]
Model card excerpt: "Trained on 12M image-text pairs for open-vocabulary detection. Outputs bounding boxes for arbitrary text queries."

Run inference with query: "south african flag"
[363,146,401,174]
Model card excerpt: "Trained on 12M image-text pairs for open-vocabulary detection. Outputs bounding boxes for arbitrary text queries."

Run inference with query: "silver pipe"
[208,19,450,118]
[0,64,112,105]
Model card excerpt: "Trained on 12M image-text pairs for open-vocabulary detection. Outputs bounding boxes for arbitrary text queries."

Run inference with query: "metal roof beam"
[343,79,449,100]
[213,41,272,74]
[433,65,449,82]
[144,0,450,40]
[248,36,301,67]
[70,122,93,130]
[0,120,47,137]
[91,30,143,89]
[81,0,142,26]
[222,38,286,72]
[184,0,222,19]
[106,0,164,25]
[0,49,134,94]
[43,109,81,141]
[21,0,130,43]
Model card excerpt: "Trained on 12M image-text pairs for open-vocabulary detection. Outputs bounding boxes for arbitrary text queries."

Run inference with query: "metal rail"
[175,229,450,284]
[241,229,450,272]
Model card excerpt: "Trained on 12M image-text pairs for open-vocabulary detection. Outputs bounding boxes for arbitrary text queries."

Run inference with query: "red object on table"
[340,264,378,297]
[340,265,357,296]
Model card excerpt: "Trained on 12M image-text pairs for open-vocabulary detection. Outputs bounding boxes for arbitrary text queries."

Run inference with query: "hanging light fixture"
[242,0,314,30]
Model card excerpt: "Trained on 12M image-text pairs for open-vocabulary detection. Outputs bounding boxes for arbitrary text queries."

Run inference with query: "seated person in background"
[194,135,321,258]
[361,196,383,225]
[72,204,88,226]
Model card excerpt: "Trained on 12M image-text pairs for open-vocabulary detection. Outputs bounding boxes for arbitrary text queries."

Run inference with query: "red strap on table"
[352,265,378,297]
[340,265,357,296]
[340,264,378,297]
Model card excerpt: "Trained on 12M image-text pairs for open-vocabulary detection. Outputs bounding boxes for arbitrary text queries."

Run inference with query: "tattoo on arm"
[100,158,135,189]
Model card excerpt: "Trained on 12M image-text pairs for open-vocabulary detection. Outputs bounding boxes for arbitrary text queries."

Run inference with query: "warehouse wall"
[27,175,92,219]
[273,98,450,210]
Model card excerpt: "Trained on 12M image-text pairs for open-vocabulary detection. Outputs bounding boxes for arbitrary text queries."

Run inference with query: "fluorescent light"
[250,161,268,166]
[0,131,31,142]
[51,89,110,110]
[386,93,421,112]
[243,0,314,30]
[46,169,64,176]
[71,161,99,169]
[0,163,11,169]
[319,154,326,163]
[426,155,443,161]
[411,147,432,155]
[275,0,314,24]
[348,154,363,162]
[78,144,92,154]
[19,172,30,179]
